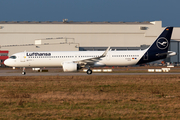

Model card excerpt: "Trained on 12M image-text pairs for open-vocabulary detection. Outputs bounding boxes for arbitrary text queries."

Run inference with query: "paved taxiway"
[1,67,180,76]
[0,69,180,76]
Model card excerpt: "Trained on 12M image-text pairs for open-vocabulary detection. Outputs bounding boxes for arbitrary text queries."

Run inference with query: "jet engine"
[62,62,81,72]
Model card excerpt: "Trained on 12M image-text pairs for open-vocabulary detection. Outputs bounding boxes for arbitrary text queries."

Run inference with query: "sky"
[0,0,180,27]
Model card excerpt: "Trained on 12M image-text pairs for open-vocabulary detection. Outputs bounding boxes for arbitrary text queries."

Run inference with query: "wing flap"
[74,47,110,64]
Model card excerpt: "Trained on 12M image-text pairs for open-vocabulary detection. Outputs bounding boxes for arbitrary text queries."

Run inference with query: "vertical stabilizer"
[137,27,173,64]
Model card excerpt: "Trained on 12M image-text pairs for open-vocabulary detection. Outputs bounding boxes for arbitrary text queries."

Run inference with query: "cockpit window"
[10,56,16,59]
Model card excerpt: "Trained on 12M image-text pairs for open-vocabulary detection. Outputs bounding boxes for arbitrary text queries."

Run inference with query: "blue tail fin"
[137,27,173,65]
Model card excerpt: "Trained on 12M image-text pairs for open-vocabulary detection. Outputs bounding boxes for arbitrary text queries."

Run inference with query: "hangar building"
[0,20,180,64]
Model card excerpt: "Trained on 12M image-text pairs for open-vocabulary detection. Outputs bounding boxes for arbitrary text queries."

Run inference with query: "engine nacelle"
[62,62,80,72]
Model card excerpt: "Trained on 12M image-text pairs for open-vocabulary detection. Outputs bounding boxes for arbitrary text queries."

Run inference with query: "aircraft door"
[106,53,111,61]
[20,51,26,62]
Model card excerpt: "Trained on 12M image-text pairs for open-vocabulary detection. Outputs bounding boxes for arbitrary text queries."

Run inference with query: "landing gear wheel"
[87,69,92,75]
[22,71,26,75]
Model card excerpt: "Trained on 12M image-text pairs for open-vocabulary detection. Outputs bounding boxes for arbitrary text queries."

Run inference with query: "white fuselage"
[5,50,146,67]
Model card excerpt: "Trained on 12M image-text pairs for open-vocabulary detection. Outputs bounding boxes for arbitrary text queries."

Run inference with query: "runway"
[0,68,180,76]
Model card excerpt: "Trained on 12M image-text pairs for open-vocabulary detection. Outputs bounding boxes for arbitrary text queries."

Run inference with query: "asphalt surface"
[0,68,179,76]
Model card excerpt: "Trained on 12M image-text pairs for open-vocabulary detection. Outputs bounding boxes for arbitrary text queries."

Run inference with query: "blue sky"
[0,0,179,27]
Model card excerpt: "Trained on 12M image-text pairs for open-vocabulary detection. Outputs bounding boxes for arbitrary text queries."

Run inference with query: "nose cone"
[4,59,7,65]
[4,59,11,66]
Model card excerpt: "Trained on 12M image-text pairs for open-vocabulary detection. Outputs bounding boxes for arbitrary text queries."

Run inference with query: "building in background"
[0,50,9,67]
[0,20,180,63]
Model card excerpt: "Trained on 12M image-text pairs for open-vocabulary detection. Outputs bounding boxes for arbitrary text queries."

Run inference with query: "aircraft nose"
[4,59,10,66]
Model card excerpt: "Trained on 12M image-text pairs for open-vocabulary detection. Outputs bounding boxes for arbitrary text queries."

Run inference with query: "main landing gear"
[86,69,92,75]
[22,67,26,75]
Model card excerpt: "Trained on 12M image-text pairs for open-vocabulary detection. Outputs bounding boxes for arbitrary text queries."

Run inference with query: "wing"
[74,47,110,65]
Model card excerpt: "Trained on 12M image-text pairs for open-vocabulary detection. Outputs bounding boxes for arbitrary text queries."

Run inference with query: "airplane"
[4,27,176,75]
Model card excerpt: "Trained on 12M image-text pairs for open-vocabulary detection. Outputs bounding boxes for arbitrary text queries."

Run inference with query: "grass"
[0,75,180,119]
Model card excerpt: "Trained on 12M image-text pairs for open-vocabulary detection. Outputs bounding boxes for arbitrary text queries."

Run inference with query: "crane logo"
[156,37,168,50]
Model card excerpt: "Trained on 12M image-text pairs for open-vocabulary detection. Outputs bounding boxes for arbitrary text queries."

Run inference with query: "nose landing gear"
[22,67,26,75]
[22,71,26,75]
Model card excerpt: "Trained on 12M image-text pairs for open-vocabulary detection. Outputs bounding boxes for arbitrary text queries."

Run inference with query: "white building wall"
[2,44,79,56]
[0,21,180,59]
